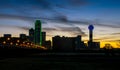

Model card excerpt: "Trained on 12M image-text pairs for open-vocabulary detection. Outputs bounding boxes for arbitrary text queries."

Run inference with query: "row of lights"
[2,40,33,47]
[2,38,47,50]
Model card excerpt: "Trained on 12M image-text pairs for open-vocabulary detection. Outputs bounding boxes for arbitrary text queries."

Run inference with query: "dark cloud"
[0,0,51,9]
[0,24,30,30]
[0,14,88,25]
[1,0,118,28]
[68,0,89,6]
[1,14,120,30]
[0,0,90,22]
[55,0,90,9]
[43,28,57,31]
[0,14,34,21]
[0,14,49,25]
[87,19,120,28]
[95,23,120,28]
[0,0,62,19]
[42,26,87,37]
[56,26,86,36]
[0,0,120,34]
[57,27,82,31]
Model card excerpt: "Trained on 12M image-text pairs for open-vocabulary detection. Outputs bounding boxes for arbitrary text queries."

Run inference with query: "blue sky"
[0,0,120,43]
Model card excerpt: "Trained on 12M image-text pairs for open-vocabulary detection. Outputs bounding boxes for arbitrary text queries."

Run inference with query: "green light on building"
[35,20,42,46]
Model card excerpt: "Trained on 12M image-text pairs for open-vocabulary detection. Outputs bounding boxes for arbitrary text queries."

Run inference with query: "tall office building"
[29,28,34,42]
[42,32,46,46]
[34,20,42,45]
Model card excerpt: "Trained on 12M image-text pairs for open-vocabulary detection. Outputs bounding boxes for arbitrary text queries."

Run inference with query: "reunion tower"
[88,24,94,48]
[88,25,94,42]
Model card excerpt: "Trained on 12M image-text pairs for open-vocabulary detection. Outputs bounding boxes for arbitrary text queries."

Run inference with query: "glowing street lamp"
[3,41,6,44]
[10,42,13,45]
[17,40,20,43]
[16,43,18,46]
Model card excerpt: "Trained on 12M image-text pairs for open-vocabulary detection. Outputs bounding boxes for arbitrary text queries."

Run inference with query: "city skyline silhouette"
[0,0,120,70]
[0,19,119,48]
[0,20,100,51]
[1,19,119,51]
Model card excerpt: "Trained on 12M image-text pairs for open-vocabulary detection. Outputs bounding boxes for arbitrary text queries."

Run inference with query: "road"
[0,53,120,70]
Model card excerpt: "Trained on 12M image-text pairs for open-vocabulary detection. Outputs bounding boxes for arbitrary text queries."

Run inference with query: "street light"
[3,41,6,44]
[17,40,20,43]
[10,42,13,45]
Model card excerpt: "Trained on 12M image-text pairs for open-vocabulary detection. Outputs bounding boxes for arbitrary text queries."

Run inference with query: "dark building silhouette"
[75,35,81,49]
[42,32,46,46]
[75,35,86,50]
[35,20,42,45]
[28,20,47,47]
[27,20,51,48]
[88,41,100,49]
[20,34,27,39]
[0,20,49,49]
[53,36,81,51]
[4,34,11,38]
[0,34,36,48]
[29,28,34,42]
[45,40,51,50]
[52,35,88,51]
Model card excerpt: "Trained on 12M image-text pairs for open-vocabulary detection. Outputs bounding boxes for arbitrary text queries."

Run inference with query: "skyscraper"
[29,28,34,42]
[34,20,42,45]
[42,32,46,46]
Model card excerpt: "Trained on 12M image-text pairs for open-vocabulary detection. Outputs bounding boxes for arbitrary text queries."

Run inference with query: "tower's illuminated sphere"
[88,25,94,31]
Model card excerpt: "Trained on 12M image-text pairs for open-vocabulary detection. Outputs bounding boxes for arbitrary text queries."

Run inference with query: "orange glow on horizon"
[100,41,120,48]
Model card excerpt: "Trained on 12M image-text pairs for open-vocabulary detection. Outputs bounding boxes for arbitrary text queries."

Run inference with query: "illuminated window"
[7,38,10,40]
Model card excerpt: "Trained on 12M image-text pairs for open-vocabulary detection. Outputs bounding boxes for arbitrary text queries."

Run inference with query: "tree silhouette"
[103,43,114,56]
[103,43,113,50]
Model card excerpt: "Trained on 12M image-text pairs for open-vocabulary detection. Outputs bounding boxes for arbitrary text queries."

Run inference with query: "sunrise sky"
[0,0,120,48]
